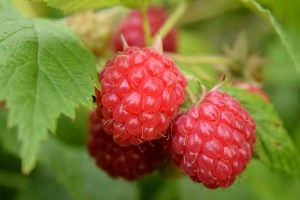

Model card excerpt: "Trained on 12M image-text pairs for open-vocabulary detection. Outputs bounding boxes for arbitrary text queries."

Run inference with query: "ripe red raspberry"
[87,111,170,180]
[97,46,186,146]
[234,82,270,102]
[113,6,178,52]
[171,90,256,189]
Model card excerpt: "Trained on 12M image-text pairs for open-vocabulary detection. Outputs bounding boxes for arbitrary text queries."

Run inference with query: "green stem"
[167,53,234,66]
[185,87,197,105]
[0,169,30,189]
[153,1,187,42]
[179,0,240,26]
[141,6,152,46]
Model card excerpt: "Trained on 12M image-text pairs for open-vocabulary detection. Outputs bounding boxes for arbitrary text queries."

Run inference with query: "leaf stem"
[153,1,187,42]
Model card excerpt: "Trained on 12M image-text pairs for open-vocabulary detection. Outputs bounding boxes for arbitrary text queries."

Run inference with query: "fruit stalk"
[153,1,187,42]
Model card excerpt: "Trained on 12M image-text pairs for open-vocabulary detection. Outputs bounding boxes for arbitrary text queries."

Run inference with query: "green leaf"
[17,168,72,200]
[32,0,141,13]
[179,176,257,200]
[239,0,300,73]
[0,109,19,156]
[33,0,119,12]
[40,138,138,200]
[0,0,21,18]
[223,86,300,178]
[0,17,97,173]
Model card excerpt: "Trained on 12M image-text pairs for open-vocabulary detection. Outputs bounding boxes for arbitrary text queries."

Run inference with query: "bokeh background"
[1,0,300,199]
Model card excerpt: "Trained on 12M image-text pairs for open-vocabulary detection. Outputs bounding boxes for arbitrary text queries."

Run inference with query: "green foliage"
[1,0,300,199]
[257,0,300,28]
[39,138,138,200]
[17,168,71,200]
[0,0,20,18]
[0,17,97,173]
[32,0,147,13]
[240,0,300,73]
[223,86,300,178]
[32,0,120,12]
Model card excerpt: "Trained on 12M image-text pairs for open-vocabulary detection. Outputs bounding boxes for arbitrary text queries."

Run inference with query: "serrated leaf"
[223,86,300,178]
[0,17,97,173]
[239,0,300,73]
[40,138,138,200]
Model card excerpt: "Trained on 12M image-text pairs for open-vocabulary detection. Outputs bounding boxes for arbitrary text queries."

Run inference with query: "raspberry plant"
[1,0,300,199]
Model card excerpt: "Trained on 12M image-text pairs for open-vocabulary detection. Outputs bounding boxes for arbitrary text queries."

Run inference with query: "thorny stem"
[153,1,187,42]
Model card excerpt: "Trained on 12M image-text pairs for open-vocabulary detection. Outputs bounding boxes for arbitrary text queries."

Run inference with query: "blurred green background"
[1,0,300,199]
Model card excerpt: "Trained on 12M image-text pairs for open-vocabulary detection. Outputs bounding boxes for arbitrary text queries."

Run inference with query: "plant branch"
[0,169,30,189]
[167,53,234,66]
[141,6,152,46]
[153,1,187,42]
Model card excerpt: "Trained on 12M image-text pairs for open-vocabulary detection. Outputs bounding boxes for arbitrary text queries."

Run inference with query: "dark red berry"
[171,90,256,189]
[97,46,186,146]
[88,110,171,180]
[113,6,178,52]
[234,82,270,102]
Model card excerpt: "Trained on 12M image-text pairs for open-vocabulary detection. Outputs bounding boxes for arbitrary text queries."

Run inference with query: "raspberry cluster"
[88,22,256,187]
[96,46,186,146]
[113,6,177,52]
[171,90,256,189]
[88,111,170,180]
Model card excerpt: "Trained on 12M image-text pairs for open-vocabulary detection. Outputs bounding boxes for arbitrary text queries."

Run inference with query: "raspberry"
[171,90,256,189]
[234,82,270,102]
[113,6,178,52]
[87,111,170,180]
[97,46,186,146]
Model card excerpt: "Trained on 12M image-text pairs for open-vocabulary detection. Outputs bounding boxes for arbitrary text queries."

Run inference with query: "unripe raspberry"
[234,82,270,102]
[97,46,186,146]
[171,90,256,189]
[87,111,170,180]
[113,6,178,52]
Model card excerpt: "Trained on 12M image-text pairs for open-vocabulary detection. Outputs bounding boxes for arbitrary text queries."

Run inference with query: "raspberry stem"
[185,87,197,105]
[141,5,152,46]
[167,53,234,66]
[153,1,187,42]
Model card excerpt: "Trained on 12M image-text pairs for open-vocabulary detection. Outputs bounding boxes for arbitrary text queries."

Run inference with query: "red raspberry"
[113,6,178,52]
[171,90,256,189]
[234,82,270,102]
[97,46,186,146]
[87,111,170,180]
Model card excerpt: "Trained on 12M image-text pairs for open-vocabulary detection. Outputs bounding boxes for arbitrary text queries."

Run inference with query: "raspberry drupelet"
[96,46,187,146]
[171,90,256,189]
[87,110,170,180]
[113,6,178,52]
